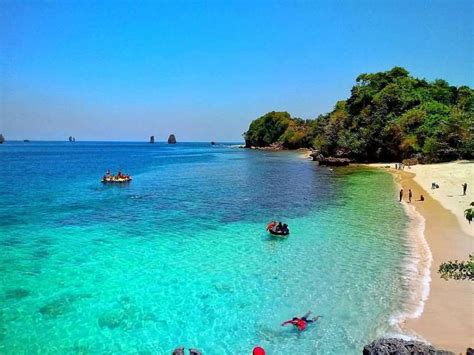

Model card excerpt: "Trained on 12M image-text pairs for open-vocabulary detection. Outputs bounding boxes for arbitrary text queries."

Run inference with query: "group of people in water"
[266,221,290,235]
[102,169,132,183]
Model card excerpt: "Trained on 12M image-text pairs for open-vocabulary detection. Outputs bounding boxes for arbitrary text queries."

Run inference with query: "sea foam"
[388,198,433,340]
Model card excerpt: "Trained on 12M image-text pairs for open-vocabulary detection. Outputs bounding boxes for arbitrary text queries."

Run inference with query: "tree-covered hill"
[244,67,473,162]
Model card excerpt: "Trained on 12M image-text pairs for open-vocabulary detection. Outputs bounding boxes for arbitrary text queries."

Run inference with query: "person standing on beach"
[399,189,403,202]
[462,183,467,195]
[408,189,413,203]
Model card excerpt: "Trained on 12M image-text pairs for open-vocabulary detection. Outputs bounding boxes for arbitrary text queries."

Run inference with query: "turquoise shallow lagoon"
[0,142,412,354]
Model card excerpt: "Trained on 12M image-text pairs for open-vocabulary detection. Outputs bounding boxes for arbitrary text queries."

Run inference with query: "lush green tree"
[465,208,474,224]
[244,111,291,147]
[243,67,473,162]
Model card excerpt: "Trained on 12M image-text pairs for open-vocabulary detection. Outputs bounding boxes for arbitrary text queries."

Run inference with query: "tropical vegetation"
[465,207,474,224]
[438,255,473,281]
[244,67,473,162]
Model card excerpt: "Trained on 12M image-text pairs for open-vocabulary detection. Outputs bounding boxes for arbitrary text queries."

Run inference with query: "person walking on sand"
[408,189,413,203]
[462,183,468,196]
[399,189,403,202]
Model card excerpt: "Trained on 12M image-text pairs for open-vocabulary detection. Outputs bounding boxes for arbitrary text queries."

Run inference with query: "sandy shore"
[369,161,473,353]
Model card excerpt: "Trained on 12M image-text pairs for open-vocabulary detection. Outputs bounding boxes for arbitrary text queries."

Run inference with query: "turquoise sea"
[0,142,413,354]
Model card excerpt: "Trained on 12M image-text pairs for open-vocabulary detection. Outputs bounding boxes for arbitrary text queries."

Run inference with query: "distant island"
[244,67,473,163]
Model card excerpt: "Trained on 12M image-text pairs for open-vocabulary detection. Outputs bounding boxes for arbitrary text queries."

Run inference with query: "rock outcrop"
[0,134,4,144]
[310,153,350,166]
[363,338,453,355]
[150,135,155,144]
[168,134,176,144]
[246,142,285,151]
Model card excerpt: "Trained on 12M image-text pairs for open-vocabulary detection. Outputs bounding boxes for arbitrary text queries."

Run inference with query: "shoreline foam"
[389,193,432,337]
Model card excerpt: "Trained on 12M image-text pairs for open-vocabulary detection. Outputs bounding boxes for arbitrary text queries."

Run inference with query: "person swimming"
[281,311,321,331]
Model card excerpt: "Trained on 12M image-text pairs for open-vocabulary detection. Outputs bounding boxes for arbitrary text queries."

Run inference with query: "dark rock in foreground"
[363,338,453,355]
[310,153,350,166]
[168,134,177,144]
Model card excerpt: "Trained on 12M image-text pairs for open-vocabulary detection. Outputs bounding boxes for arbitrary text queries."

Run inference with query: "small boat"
[266,221,290,237]
[269,228,289,237]
[101,176,132,183]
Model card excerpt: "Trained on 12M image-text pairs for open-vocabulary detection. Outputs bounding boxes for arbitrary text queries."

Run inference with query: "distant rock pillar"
[167,134,176,144]
[150,135,155,143]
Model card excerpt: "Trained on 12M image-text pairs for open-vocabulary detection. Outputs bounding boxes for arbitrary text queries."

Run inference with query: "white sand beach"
[369,160,474,353]
[409,161,474,237]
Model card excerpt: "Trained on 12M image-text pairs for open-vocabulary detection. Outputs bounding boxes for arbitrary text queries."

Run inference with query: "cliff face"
[168,134,176,144]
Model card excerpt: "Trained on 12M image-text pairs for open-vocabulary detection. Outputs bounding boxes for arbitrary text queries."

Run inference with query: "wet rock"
[39,294,89,317]
[363,338,453,355]
[310,153,351,166]
[167,134,177,144]
[142,312,157,322]
[5,288,31,299]
[40,298,72,317]
[68,344,90,354]
[98,310,126,329]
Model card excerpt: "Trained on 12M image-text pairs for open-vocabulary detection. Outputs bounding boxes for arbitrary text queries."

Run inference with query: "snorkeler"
[281,311,321,331]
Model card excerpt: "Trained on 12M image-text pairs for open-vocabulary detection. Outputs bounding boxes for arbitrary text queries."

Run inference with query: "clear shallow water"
[0,142,411,354]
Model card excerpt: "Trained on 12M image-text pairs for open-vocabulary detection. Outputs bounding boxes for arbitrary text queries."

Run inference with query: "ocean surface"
[0,142,413,354]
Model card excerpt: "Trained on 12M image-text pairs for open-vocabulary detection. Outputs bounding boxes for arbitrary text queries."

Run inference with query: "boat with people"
[101,170,132,183]
[266,221,290,237]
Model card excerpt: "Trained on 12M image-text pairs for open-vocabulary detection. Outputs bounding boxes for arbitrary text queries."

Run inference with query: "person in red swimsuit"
[281,311,321,331]
[266,221,277,231]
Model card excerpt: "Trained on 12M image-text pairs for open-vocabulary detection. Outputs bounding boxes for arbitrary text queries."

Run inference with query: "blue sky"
[1,0,472,141]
